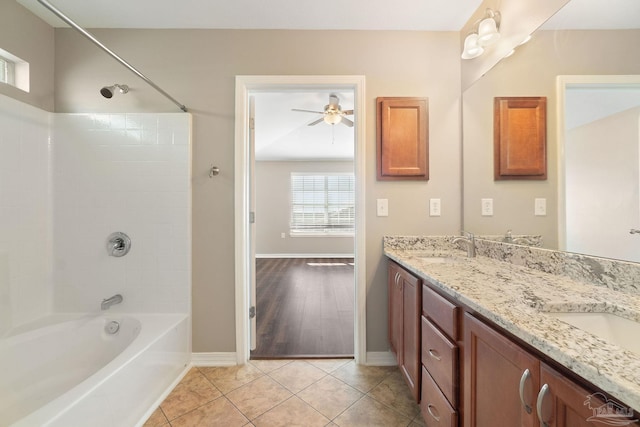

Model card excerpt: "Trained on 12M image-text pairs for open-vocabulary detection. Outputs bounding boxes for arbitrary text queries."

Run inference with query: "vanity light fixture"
[461,8,501,60]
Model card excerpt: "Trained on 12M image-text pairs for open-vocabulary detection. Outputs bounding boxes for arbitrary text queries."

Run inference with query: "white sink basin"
[544,312,640,354]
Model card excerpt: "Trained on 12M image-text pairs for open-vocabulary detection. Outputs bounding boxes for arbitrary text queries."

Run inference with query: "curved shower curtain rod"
[36,0,188,112]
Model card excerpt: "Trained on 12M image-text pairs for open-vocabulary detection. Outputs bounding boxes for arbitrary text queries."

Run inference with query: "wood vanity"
[386,254,640,427]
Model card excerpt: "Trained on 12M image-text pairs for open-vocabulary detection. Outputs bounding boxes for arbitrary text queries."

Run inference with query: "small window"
[0,56,16,86]
[0,48,29,92]
[290,173,355,236]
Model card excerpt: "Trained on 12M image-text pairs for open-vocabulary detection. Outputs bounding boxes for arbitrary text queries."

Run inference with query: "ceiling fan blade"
[341,116,354,127]
[307,117,325,126]
[342,109,354,115]
[292,108,324,114]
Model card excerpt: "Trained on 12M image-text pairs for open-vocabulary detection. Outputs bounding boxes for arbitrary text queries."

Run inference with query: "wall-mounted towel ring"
[209,165,220,178]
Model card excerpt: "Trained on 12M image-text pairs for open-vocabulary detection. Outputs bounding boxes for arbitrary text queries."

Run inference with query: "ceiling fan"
[292,94,354,127]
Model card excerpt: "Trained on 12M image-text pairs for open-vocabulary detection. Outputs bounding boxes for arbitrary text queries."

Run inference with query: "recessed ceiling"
[541,0,640,29]
[18,0,483,31]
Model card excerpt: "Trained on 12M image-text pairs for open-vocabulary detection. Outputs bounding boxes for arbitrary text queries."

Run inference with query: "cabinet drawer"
[422,316,458,406]
[422,285,459,340]
[421,367,458,427]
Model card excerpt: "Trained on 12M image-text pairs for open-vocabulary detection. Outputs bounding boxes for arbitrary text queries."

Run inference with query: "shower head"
[100,84,129,99]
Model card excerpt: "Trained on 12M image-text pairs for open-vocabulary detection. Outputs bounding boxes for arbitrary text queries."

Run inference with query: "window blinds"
[290,173,355,234]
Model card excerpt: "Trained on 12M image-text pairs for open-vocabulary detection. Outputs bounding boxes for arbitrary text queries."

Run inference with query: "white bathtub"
[0,313,190,427]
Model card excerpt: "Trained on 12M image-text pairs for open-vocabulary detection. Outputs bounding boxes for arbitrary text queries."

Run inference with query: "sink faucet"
[453,232,476,258]
[101,294,123,311]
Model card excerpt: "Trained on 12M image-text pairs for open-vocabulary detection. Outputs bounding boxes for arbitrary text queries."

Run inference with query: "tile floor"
[143,359,426,427]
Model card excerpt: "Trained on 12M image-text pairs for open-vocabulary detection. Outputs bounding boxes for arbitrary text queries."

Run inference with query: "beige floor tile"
[252,396,330,427]
[250,359,293,373]
[306,358,352,373]
[142,406,168,426]
[226,375,293,420]
[368,371,421,419]
[170,396,249,427]
[268,360,327,393]
[332,395,413,427]
[160,369,222,420]
[411,412,427,427]
[297,375,363,419]
[331,361,396,393]
[199,363,265,394]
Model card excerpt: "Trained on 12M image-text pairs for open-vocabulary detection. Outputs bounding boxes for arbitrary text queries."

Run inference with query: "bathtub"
[0,313,190,427]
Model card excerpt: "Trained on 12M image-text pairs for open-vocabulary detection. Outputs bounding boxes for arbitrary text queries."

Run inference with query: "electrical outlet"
[534,198,547,216]
[280,232,286,239]
[429,198,441,217]
[481,198,494,216]
[376,199,389,217]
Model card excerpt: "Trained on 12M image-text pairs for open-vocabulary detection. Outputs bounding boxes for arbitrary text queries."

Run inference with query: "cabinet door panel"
[539,363,640,427]
[388,262,403,360]
[402,270,422,401]
[464,313,539,427]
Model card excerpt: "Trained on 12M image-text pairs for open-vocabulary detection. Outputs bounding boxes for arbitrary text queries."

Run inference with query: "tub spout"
[101,294,123,310]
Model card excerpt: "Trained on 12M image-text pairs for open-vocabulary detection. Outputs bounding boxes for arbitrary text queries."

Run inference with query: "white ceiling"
[18,0,483,31]
[254,90,355,161]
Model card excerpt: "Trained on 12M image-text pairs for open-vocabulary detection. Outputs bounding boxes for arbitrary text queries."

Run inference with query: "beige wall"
[52,29,462,352]
[0,1,54,110]
[256,161,354,256]
[462,29,640,249]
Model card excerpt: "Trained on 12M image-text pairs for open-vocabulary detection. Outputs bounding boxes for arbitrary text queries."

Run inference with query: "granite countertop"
[384,244,640,411]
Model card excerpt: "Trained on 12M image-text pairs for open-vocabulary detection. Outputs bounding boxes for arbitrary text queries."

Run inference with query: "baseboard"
[256,254,355,259]
[191,352,238,367]
[365,351,398,366]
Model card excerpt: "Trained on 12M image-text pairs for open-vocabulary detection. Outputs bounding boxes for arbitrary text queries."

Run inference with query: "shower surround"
[0,93,191,425]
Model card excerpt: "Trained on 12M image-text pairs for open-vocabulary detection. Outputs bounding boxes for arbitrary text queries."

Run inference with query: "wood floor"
[251,258,355,359]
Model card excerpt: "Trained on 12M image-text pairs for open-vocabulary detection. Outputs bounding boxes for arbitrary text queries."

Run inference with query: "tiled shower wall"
[0,93,191,334]
[0,95,52,335]
[52,113,191,313]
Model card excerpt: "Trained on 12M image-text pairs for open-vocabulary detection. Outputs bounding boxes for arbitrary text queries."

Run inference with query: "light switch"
[429,198,441,217]
[377,198,389,217]
[535,198,547,216]
[481,198,494,216]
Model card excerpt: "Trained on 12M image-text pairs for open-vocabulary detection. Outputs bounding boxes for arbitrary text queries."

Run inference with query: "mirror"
[462,0,640,262]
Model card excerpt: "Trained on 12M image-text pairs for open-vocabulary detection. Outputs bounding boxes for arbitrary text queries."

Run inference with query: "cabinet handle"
[427,404,441,422]
[536,383,551,427]
[518,368,533,414]
[428,349,441,361]
[394,272,400,285]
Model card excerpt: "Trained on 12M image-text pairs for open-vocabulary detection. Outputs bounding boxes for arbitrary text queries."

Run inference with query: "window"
[0,56,15,86]
[290,173,355,235]
[0,48,29,92]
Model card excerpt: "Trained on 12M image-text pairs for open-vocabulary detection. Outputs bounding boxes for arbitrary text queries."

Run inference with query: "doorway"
[234,76,367,365]
[557,75,640,262]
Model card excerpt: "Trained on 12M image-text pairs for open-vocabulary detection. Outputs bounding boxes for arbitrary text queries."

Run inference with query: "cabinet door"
[388,262,404,360]
[377,97,429,181]
[538,363,640,427]
[464,313,540,427]
[401,269,421,401]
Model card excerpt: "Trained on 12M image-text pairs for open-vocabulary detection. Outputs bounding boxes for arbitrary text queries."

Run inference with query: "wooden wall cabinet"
[388,261,422,401]
[494,97,547,180]
[377,97,429,181]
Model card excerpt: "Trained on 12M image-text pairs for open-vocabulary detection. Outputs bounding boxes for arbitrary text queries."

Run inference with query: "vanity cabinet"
[388,261,422,401]
[420,284,460,426]
[463,312,640,427]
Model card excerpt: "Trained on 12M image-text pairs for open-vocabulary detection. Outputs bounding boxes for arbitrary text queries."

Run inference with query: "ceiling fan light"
[324,113,343,125]
[461,33,484,59]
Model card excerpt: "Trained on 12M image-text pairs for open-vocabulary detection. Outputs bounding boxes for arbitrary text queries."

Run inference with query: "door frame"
[234,75,367,364]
